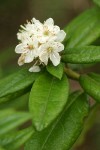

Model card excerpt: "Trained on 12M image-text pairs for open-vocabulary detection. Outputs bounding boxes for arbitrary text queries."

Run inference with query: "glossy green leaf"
[79,75,100,102]
[0,68,40,103]
[0,127,34,150]
[29,73,69,131]
[46,63,64,79]
[64,7,100,48]
[62,46,100,64]
[25,92,89,150]
[0,109,32,136]
[93,0,100,7]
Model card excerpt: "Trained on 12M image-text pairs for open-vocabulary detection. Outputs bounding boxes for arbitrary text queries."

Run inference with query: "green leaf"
[64,7,100,48]
[79,75,100,102]
[0,109,14,119]
[0,109,32,136]
[0,93,29,110]
[0,147,5,150]
[62,46,100,64]
[46,63,64,79]
[29,73,69,131]
[0,127,34,150]
[88,72,100,82]
[76,103,98,146]
[25,92,89,150]
[62,90,83,110]
[0,68,40,103]
[64,7,96,40]
[93,0,100,7]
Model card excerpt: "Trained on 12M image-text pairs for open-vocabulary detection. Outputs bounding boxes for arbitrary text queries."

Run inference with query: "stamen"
[43,30,49,36]
[47,47,53,53]
[28,45,34,50]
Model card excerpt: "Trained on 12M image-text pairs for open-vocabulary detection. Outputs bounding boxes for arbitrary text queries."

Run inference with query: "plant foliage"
[0,1,100,150]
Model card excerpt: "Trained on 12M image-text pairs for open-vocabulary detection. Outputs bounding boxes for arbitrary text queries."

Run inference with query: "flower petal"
[32,18,41,24]
[44,18,54,26]
[32,18,43,30]
[39,51,49,65]
[50,52,61,66]
[38,42,49,53]
[53,42,64,52]
[15,44,25,54]
[24,52,34,63]
[18,54,25,66]
[56,30,66,42]
[29,65,41,72]
[38,36,49,43]
[33,38,39,48]
[52,25,60,34]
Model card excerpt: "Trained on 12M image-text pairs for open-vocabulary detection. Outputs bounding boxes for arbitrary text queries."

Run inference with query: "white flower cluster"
[15,18,66,72]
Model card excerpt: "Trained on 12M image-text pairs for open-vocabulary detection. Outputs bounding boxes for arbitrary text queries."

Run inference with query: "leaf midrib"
[39,77,55,129]
[40,92,81,150]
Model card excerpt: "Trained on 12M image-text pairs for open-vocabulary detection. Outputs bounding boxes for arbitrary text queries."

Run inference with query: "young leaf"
[46,63,64,79]
[93,0,100,7]
[25,92,89,150]
[0,127,34,150]
[0,109,32,136]
[0,68,40,103]
[29,73,69,131]
[62,46,100,64]
[79,75,100,102]
[64,7,100,47]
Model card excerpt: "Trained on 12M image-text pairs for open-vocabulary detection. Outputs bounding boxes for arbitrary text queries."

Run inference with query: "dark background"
[0,0,100,150]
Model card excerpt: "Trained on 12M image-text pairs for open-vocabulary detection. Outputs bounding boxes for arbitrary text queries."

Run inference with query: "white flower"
[17,31,30,42]
[39,41,64,66]
[29,65,41,72]
[32,18,66,43]
[15,37,39,64]
[15,18,66,72]
[17,22,36,42]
